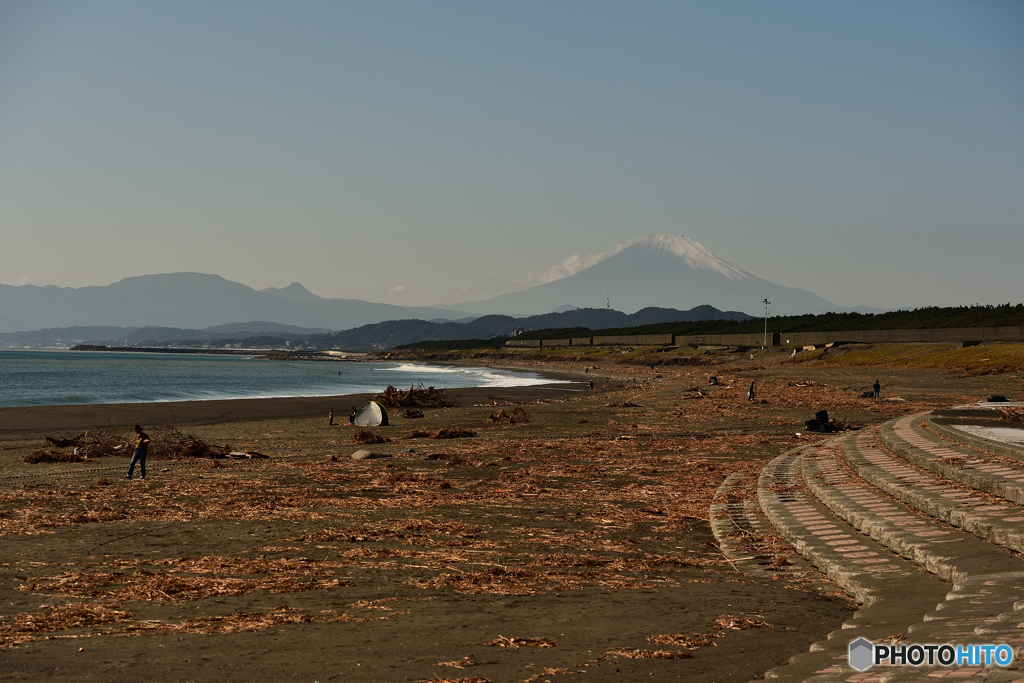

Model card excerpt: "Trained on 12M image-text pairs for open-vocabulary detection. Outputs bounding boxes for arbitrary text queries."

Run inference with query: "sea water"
[0,350,554,407]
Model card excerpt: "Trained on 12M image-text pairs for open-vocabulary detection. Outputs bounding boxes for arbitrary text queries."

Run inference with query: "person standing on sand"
[747,380,756,401]
[873,380,881,400]
[349,406,357,425]
[328,409,334,426]
[126,425,150,480]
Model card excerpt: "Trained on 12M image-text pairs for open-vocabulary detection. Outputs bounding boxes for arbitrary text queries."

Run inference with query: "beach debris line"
[372,383,460,409]
[27,426,264,464]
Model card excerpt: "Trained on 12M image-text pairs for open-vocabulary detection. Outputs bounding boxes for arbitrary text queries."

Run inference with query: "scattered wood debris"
[483,635,556,648]
[488,408,529,424]
[647,632,723,649]
[606,648,692,660]
[372,384,460,409]
[352,429,390,444]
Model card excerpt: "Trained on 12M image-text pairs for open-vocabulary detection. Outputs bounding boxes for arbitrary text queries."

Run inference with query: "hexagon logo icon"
[849,637,874,671]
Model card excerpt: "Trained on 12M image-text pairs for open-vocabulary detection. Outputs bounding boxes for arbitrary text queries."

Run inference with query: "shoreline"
[0,369,583,435]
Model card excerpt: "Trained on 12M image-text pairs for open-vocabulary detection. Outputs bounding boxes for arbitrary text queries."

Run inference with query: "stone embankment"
[712,405,1024,681]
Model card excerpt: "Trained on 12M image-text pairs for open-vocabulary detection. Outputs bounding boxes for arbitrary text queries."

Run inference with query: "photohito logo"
[848,637,1015,672]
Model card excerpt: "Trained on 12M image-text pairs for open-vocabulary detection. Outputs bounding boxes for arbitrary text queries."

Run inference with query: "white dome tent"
[352,401,389,427]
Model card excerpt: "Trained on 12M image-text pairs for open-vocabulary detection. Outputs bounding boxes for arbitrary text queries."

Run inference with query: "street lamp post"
[763,299,770,349]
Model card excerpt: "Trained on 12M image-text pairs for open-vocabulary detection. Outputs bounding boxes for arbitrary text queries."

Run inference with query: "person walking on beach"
[747,380,756,401]
[328,409,334,427]
[873,380,881,400]
[126,425,150,480]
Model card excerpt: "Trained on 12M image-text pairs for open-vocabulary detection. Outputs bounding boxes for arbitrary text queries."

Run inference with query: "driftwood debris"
[28,426,238,464]
[372,384,460,409]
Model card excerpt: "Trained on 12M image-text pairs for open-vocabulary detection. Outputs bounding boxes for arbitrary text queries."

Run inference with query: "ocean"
[0,350,554,407]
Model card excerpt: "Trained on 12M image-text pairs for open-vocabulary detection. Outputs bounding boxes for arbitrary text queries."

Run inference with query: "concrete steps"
[754,450,950,681]
[739,410,1024,682]
[882,414,1024,505]
[843,426,1024,553]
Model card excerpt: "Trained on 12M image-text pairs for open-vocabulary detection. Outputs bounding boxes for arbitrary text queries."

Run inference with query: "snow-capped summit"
[452,233,845,317]
[633,234,752,281]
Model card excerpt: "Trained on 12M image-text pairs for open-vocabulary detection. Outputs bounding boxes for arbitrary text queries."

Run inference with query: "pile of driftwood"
[372,384,460,409]
[39,428,127,459]
[153,426,223,460]
[26,426,230,464]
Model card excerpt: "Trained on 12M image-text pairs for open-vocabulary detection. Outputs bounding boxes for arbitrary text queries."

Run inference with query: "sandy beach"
[1,352,1020,682]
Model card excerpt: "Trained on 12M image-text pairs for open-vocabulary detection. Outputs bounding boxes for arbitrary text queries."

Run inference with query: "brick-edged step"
[801,444,1024,653]
[880,414,1024,506]
[841,427,1024,553]
[802,444,1022,584]
[757,450,951,681]
[928,414,1024,462]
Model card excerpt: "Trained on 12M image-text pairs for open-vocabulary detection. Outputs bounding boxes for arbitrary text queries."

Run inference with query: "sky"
[1,0,1022,312]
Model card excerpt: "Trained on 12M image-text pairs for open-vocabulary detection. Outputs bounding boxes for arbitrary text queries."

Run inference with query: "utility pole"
[763,299,771,349]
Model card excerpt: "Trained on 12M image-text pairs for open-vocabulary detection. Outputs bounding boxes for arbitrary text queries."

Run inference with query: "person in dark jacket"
[126,425,150,480]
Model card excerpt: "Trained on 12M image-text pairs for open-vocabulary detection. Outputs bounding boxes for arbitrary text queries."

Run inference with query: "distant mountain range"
[0,273,473,334]
[0,305,752,351]
[444,234,878,317]
[0,234,876,339]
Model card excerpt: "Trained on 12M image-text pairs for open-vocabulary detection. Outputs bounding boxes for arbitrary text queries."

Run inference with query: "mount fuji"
[450,234,862,318]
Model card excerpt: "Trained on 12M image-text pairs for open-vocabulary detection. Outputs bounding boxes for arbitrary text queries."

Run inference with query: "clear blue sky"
[2,0,1022,311]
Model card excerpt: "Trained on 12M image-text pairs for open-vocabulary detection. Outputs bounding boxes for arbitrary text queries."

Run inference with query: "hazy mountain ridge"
[0,274,473,334]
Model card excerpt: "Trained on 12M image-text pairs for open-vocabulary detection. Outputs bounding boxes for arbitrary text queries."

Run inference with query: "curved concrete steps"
[748,411,1024,682]
[927,411,1024,462]
[842,427,1024,553]
[755,450,951,681]
[881,414,1024,506]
